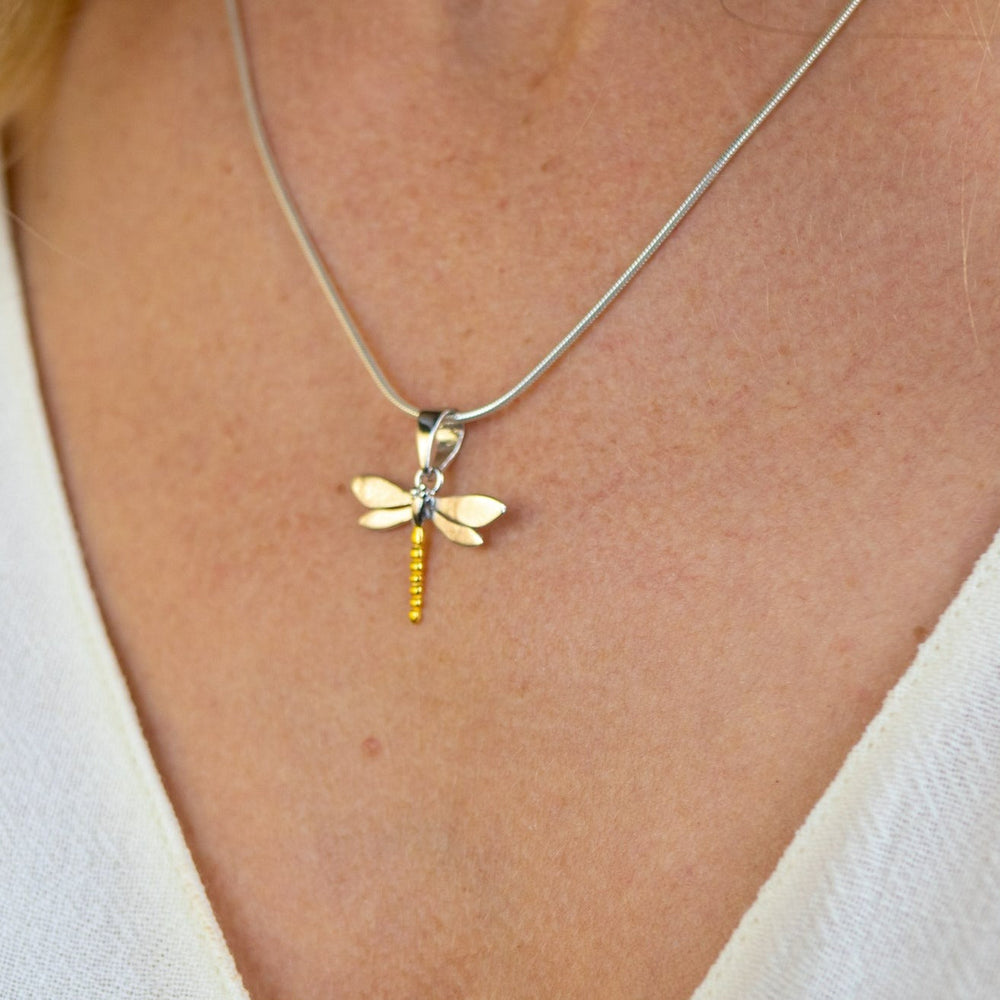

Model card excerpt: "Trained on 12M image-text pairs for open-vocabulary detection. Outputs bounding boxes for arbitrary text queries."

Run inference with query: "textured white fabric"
[0,207,250,998]
[692,533,1000,998]
[2,195,1000,998]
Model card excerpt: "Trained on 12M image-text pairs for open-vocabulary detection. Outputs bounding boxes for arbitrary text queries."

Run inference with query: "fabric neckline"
[5,191,1000,998]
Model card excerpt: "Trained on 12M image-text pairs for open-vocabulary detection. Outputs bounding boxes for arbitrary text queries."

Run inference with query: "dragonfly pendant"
[350,411,506,623]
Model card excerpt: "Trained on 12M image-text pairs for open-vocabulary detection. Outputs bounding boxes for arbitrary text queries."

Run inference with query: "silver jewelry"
[225,0,866,621]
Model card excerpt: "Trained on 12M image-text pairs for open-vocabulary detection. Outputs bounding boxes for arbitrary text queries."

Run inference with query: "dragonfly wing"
[359,507,413,530]
[431,510,484,546]
[434,494,506,528]
[351,475,411,510]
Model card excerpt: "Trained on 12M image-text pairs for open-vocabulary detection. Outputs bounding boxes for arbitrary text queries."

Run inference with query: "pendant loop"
[416,410,464,473]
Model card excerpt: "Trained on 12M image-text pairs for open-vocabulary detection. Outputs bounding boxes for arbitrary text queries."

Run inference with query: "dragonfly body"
[350,472,505,622]
[409,524,426,623]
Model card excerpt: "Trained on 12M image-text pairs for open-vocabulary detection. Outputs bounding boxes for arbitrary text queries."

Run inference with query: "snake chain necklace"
[225,0,866,623]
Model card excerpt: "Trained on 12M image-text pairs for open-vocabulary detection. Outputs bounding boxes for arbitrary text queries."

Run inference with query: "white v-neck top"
[2,204,1000,1000]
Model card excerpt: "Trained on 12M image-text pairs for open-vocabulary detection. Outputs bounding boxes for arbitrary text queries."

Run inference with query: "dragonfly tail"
[408,524,425,623]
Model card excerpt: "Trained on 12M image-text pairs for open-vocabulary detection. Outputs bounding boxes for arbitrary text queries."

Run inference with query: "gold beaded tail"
[408,524,426,623]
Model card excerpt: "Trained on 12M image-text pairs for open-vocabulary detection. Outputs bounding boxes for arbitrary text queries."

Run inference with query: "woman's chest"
[12,8,1000,994]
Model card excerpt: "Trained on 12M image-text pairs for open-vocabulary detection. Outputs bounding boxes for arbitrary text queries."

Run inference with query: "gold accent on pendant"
[409,524,426,623]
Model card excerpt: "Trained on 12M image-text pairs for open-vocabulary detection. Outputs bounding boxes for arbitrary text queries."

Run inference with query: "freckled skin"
[10,1,1000,997]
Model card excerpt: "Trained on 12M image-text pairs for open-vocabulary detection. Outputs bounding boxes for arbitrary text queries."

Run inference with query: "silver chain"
[225,0,866,424]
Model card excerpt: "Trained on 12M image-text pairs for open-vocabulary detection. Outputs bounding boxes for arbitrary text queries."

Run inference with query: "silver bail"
[416,410,464,473]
